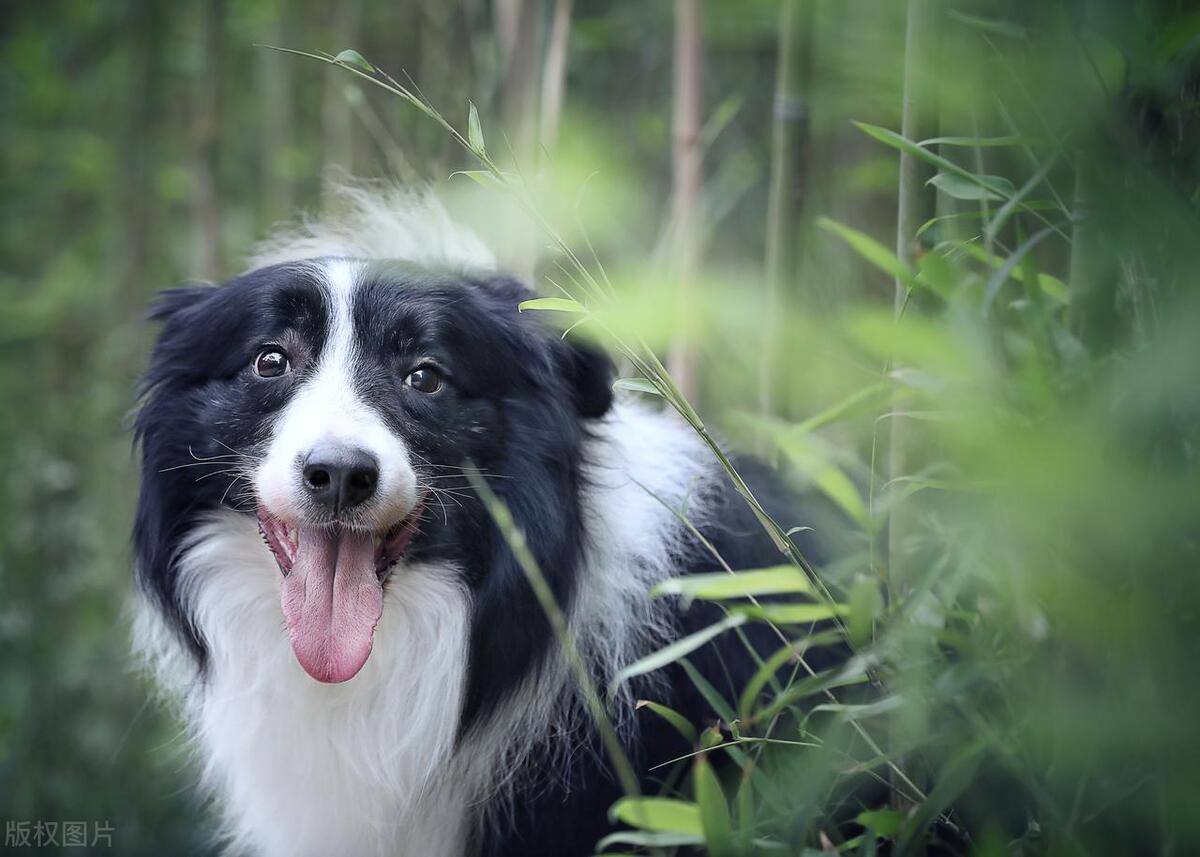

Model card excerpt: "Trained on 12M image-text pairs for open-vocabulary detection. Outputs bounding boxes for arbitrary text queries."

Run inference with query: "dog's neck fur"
[134,402,710,857]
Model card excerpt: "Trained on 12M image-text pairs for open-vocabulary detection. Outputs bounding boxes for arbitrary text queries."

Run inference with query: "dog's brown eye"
[405,365,441,393]
[254,349,291,378]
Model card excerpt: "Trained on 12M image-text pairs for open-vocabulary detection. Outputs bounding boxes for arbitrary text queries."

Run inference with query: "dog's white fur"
[247,184,496,274]
[135,189,716,857]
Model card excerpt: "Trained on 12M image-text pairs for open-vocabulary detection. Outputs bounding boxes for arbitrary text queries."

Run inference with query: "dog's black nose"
[302,445,379,514]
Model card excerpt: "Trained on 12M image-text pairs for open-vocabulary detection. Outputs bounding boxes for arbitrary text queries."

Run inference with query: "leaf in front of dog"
[517,297,586,313]
[613,378,661,395]
[609,797,703,836]
[694,755,735,857]
[651,566,814,600]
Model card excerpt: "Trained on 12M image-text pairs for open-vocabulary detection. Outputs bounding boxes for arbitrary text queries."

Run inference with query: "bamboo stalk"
[539,0,573,155]
[887,0,939,813]
[760,0,813,419]
[667,0,704,401]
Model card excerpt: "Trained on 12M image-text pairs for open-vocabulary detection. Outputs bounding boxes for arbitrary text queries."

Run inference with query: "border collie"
[133,187,797,857]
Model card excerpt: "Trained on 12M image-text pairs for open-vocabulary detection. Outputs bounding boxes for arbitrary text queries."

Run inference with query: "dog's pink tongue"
[280,526,382,683]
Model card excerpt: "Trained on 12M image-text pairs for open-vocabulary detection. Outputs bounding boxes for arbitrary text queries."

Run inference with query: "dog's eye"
[254,349,291,379]
[404,365,442,393]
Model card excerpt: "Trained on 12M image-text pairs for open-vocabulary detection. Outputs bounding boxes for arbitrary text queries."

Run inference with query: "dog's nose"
[302,444,379,514]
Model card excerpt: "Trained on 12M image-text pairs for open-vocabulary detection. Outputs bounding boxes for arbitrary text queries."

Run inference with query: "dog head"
[134,258,611,682]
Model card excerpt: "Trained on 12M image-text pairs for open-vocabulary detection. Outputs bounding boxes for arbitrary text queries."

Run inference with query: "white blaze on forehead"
[255,259,418,530]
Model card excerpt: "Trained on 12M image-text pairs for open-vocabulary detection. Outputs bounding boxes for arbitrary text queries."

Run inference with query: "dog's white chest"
[173,517,471,857]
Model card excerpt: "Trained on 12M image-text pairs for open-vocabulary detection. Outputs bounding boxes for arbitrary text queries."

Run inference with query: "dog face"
[135,258,611,682]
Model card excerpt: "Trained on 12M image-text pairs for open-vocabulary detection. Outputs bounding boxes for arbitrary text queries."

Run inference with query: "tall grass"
[283,3,1200,852]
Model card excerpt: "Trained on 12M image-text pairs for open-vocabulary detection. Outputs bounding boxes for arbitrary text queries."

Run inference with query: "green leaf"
[856,809,906,837]
[609,614,747,694]
[753,664,869,722]
[817,217,913,285]
[918,135,1031,148]
[694,756,735,857]
[733,603,850,625]
[595,830,705,850]
[848,577,883,647]
[635,700,698,746]
[333,49,373,73]
[651,566,813,600]
[449,169,511,190]
[809,695,904,721]
[613,377,662,395]
[772,432,868,527]
[517,297,586,314]
[794,383,887,434]
[738,639,806,719]
[854,123,1017,205]
[945,10,1028,38]
[895,743,985,852]
[927,172,1015,201]
[680,658,738,724]
[984,154,1062,246]
[700,94,744,149]
[982,225,1057,314]
[961,244,1068,303]
[467,101,485,154]
[609,797,703,835]
[700,723,724,750]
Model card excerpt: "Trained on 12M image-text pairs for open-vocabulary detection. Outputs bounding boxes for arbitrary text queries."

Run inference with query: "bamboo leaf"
[694,756,735,857]
[794,383,887,434]
[945,10,1028,38]
[848,576,883,647]
[517,297,586,314]
[738,638,818,719]
[651,567,813,600]
[596,830,705,850]
[613,377,662,395]
[927,172,1015,201]
[817,216,914,284]
[466,101,485,153]
[810,695,904,721]
[449,169,510,190]
[918,135,1031,148]
[333,49,373,73]
[984,153,1060,246]
[983,225,1057,314]
[753,664,869,723]
[609,797,703,835]
[680,658,738,724]
[733,603,850,625]
[856,809,906,837]
[635,700,698,746]
[961,244,1068,303]
[609,614,747,694]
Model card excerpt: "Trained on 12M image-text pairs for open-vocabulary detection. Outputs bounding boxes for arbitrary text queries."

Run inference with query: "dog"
[132,187,806,857]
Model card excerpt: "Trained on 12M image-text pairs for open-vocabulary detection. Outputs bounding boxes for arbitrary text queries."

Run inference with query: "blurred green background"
[3,0,1200,854]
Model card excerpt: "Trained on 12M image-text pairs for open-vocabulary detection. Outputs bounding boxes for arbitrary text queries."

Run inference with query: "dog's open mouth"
[256,503,423,684]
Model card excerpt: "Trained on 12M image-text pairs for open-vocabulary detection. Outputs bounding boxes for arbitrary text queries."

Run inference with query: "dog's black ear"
[558,334,614,419]
[149,283,219,323]
[471,273,613,417]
